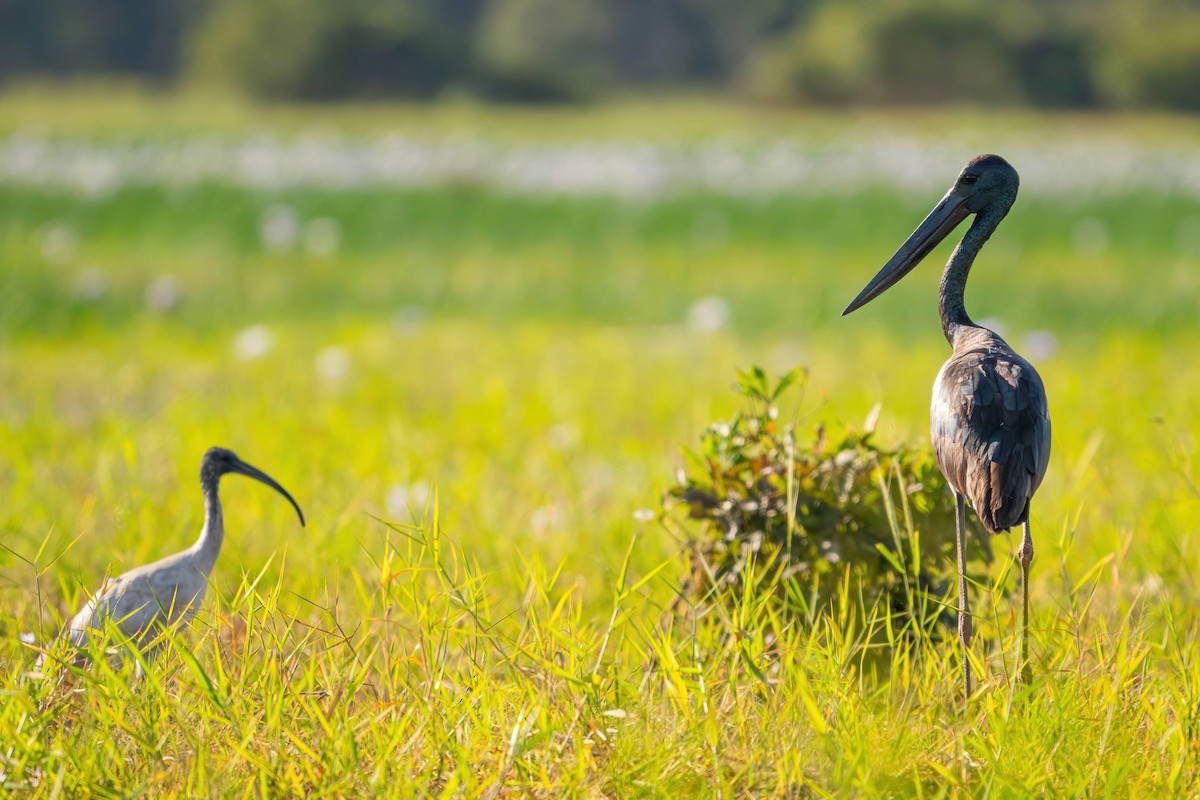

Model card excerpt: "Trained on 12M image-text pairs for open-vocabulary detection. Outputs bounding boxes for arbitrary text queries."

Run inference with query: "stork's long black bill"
[231,460,306,526]
[842,188,971,316]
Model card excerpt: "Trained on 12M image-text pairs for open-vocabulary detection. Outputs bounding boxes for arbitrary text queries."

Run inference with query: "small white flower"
[531,504,566,535]
[234,325,274,361]
[977,317,1007,338]
[686,296,730,333]
[546,422,580,451]
[392,305,427,335]
[387,481,431,516]
[75,268,108,302]
[385,486,406,516]
[259,204,299,253]
[315,346,351,384]
[145,275,183,313]
[41,223,77,264]
[1022,330,1059,362]
[632,508,656,523]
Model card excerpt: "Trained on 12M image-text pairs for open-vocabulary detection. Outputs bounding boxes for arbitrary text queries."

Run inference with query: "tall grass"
[2,97,1200,795]
[7,461,1198,795]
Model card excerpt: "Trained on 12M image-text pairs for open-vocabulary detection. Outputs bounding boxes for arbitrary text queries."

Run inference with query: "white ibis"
[843,154,1051,698]
[44,447,304,671]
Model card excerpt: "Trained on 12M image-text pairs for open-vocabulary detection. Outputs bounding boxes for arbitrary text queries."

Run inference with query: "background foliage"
[3,0,1200,108]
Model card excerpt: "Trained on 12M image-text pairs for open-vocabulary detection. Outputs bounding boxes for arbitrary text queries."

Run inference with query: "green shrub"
[188,0,464,100]
[743,0,1097,109]
[1013,28,1096,109]
[744,6,876,105]
[870,2,1022,105]
[1096,9,1200,111]
[473,0,608,102]
[663,367,988,628]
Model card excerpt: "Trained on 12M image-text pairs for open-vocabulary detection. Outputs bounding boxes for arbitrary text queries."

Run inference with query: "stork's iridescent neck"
[938,201,1010,346]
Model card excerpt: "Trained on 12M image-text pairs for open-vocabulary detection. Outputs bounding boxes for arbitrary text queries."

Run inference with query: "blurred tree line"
[2,0,1199,109]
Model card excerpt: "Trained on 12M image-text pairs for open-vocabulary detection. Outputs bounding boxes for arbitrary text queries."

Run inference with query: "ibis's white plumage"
[44,447,304,669]
[63,540,217,656]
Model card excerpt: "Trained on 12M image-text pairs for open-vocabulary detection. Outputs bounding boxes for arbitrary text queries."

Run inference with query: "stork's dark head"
[200,446,305,526]
[953,154,1019,215]
[843,154,1020,316]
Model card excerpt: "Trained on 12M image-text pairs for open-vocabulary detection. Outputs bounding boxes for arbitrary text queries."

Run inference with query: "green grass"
[2,93,1200,796]
[4,185,1199,339]
[6,82,1200,143]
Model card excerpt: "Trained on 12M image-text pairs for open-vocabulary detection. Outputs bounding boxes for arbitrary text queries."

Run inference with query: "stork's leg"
[954,493,973,699]
[1017,519,1034,684]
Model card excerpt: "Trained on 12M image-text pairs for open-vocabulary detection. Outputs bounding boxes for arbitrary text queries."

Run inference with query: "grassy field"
[2,91,1200,797]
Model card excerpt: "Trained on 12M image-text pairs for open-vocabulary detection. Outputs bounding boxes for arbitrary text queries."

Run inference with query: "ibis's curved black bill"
[842,187,971,316]
[230,459,306,526]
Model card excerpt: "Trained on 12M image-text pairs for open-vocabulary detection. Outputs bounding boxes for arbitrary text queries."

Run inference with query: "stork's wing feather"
[931,342,1051,533]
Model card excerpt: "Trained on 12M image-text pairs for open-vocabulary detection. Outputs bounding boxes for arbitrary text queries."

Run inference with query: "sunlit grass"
[2,96,1200,795]
[3,316,1198,795]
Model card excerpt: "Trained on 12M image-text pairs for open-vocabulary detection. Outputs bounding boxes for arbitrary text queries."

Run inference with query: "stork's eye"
[961,173,979,185]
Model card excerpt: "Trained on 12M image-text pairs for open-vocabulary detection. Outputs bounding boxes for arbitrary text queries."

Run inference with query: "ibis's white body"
[61,491,224,659]
[44,447,302,671]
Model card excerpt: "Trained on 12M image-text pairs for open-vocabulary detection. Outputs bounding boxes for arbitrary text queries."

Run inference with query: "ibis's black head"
[200,446,306,526]
[842,154,1020,316]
